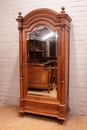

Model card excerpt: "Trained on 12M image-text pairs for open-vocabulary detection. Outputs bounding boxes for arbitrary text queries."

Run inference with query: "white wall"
[0,0,87,115]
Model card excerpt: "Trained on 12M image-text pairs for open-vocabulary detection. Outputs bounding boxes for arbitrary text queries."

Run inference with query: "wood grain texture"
[16,7,72,121]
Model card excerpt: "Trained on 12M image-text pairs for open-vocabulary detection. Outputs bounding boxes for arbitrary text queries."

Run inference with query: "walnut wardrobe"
[16,7,72,121]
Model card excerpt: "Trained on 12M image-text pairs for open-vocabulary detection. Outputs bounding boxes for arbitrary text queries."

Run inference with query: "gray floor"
[0,103,87,130]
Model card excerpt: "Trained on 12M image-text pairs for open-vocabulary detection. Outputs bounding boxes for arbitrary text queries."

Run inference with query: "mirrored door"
[26,25,58,98]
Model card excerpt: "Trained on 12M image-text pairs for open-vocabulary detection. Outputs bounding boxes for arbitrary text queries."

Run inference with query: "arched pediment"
[22,8,61,29]
[16,7,72,30]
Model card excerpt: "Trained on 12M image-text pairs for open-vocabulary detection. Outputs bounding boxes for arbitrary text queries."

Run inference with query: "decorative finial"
[18,11,22,16]
[61,6,65,13]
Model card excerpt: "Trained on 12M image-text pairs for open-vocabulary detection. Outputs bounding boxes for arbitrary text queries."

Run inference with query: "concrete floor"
[0,103,87,130]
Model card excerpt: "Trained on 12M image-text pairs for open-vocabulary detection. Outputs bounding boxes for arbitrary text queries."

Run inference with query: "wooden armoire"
[16,7,72,122]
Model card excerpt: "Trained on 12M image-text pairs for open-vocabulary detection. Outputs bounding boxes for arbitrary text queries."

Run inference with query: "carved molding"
[23,14,61,27]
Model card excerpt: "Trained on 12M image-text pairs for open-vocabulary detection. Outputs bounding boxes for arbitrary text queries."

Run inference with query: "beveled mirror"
[16,7,72,121]
[26,25,58,98]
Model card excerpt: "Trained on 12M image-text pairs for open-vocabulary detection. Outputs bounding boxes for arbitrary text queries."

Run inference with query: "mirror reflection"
[26,25,58,98]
